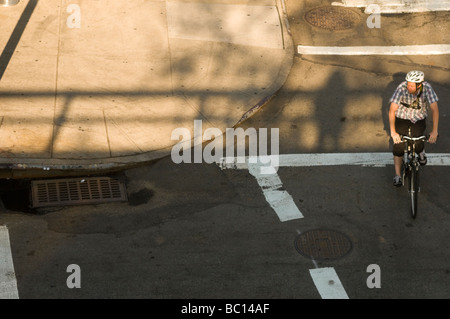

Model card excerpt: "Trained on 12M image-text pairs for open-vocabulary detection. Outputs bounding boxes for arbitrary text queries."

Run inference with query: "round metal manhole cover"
[295,229,353,261]
[304,6,361,31]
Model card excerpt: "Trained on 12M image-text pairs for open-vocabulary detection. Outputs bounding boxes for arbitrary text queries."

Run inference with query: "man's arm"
[389,102,401,144]
[429,102,439,143]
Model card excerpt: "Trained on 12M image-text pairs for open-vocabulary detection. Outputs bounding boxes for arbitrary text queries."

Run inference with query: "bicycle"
[400,127,428,219]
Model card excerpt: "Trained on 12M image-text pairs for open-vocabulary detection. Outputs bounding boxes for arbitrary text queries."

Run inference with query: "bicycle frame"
[400,127,427,218]
[401,137,422,183]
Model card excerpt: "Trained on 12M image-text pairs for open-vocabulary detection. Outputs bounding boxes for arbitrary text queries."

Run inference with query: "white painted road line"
[218,153,450,169]
[297,44,450,55]
[332,0,450,13]
[282,153,450,166]
[0,226,19,299]
[278,153,392,167]
[248,163,303,222]
[310,267,349,299]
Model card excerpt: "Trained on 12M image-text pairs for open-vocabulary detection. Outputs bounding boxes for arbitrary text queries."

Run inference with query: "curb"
[236,0,294,126]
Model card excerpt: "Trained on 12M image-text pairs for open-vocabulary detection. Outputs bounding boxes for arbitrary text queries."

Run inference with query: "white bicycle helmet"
[405,70,424,83]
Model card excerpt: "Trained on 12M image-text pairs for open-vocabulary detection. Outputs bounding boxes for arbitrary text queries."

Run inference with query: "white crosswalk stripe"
[0,226,19,299]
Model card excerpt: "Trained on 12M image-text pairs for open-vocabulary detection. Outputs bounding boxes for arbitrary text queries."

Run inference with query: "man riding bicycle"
[389,70,439,186]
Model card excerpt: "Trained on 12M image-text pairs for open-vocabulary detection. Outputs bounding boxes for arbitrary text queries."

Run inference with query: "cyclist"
[389,70,439,186]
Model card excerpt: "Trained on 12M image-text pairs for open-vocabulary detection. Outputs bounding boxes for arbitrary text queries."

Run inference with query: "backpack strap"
[401,84,423,108]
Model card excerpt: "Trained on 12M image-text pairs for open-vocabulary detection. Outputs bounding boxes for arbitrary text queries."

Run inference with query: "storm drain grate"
[31,177,127,208]
[295,229,353,261]
[304,6,361,31]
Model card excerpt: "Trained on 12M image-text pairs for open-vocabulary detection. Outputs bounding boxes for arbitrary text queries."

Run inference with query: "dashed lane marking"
[218,153,450,222]
[248,163,303,222]
[220,152,450,299]
[309,267,349,299]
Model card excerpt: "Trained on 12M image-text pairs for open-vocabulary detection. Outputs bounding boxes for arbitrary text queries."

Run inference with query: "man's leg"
[392,155,403,186]
[392,118,407,186]
[412,119,427,165]
[394,155,402,176]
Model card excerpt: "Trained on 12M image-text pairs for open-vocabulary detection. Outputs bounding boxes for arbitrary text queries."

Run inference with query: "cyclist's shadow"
[314,71,347,152]
[382,72,406,149]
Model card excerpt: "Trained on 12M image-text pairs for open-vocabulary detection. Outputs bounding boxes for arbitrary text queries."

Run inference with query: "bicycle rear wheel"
[409,165,419,219]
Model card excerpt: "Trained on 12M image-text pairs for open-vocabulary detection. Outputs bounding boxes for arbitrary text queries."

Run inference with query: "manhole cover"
[295,229,352,261]
[31,177,128,208]
[304,6,361,31]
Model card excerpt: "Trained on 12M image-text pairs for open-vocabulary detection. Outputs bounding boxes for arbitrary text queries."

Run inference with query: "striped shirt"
[390,81,438,123]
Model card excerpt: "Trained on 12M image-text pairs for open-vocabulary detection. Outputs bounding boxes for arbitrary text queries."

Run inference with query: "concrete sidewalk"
[0,0,293,177]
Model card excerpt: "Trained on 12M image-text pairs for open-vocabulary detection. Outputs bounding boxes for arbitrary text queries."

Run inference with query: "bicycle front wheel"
[409,166,419,219]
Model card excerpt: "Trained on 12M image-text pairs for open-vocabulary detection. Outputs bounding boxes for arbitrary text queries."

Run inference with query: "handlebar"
[400,135,428,142]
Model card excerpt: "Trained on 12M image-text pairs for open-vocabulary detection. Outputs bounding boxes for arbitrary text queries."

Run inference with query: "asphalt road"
[1,0,450,305]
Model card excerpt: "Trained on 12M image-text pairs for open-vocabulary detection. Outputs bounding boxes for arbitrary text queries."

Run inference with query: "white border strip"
[218,153,450,169]
[310,267,349,299]
[278,153,392,167]
[0,226,19,299]
[332,0,450,13]
[297,45,450,55]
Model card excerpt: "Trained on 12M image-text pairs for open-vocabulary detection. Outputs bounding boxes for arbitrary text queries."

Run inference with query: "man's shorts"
[392,117,426,156]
